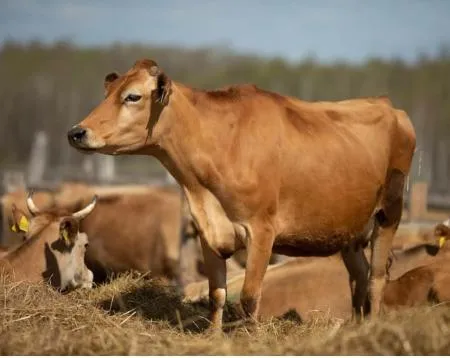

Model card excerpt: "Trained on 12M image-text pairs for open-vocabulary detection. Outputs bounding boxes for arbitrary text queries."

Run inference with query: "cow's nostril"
[67,126,87,143]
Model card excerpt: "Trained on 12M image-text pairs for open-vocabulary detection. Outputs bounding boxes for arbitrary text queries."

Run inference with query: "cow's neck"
[148,82,222,191]
[389,244,437,279]
[1,233,46,280]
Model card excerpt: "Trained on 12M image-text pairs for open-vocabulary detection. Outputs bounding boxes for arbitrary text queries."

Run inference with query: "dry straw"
[0,273,449,355]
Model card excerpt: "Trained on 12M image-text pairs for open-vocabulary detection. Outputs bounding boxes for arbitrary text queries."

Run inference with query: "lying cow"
[388,218,450,280]
[184,256,440,321]
[186,220,449,320]
[51,182,184,284]
[392,221,445,250]
[1,184,250,287]
[51,182,277,286]
[0,192,96,291]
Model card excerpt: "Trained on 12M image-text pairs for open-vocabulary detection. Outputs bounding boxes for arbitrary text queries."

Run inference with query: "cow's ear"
[59,217,79,247]
[104,72,119,91]
[439,236,447,248]
[434,223,449,248]
[10,204,30,233]
[149,65,172,105]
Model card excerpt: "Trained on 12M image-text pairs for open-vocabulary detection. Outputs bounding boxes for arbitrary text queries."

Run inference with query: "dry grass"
[1,274,450,355]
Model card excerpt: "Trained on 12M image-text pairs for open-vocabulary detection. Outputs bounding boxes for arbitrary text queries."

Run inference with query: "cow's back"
[81,187,183,281]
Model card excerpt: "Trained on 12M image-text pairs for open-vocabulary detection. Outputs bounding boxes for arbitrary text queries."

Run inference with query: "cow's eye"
[124,94,142,102]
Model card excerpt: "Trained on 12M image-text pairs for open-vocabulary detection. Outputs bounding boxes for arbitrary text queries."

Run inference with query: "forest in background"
[0,40,449,193]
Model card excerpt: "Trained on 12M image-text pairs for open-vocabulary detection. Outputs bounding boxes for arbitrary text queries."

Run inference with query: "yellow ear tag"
[19,216,29,232]
[439,236,446,248]
[11,216,29,233]
[62,229,70,245]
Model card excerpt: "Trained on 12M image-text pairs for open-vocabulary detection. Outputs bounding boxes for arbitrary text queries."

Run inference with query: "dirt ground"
[1,273,449,355]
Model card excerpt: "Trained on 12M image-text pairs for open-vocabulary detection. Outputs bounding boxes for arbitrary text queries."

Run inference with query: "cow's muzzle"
[67,125,87,146]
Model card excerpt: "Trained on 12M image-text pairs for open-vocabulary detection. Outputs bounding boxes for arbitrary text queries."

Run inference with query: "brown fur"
[185,255,439,320]
[68,58,416,329]
[0,202,93,291]
[51,183,184,284]
[2,184,262,287]
[388,219,450,279]
[0,245,9,259]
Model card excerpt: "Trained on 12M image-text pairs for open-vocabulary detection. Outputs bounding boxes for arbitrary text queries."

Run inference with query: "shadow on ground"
[96,278,303,333]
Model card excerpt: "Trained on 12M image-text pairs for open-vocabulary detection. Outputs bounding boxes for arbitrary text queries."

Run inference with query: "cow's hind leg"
[341,244,370,321]
[240,221,275,320]
[370,169,405,317]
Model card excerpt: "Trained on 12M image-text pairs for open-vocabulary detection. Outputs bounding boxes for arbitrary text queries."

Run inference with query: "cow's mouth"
[74,147,97,155]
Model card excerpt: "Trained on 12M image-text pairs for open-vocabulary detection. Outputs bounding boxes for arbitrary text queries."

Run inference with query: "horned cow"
[51,182,185,284]
[0,193,96,291]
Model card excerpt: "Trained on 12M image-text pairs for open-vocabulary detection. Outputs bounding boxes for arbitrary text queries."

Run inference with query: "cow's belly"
[273,231,368,257]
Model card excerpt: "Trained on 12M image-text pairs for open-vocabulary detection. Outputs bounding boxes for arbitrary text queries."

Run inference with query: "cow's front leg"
[200,238,227,331]
[240,222,275,320]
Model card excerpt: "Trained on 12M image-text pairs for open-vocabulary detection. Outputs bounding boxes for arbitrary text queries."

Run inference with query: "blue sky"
[1,0,449,63]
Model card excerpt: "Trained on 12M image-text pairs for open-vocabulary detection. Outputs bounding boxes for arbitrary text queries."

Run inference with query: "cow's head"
[9,193,97,291]
[67,59,172,155]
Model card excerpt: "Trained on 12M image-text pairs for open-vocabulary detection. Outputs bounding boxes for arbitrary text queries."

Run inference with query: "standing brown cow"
[67,59,416,330]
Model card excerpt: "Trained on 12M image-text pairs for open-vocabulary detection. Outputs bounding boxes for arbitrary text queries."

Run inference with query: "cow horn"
[443,218,450,228]
[26,191,40,216]
[72,195,97,220]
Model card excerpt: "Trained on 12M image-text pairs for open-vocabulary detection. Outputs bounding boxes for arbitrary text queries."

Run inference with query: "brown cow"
[54,182,267,285]
[184,256,439,321]
[392,221,442,250]
[50,182,185,284]
[388,218,450,280]
[1,183,250,286]
[1,193,96,291]
[180,228,287,286]
[67,58,416,329]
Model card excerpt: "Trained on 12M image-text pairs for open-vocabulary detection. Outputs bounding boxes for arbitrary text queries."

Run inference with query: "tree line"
[0,40,449,193]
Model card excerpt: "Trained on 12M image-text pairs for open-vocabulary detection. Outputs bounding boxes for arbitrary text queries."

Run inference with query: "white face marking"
[443,219,450,228]
[58,232,93,291]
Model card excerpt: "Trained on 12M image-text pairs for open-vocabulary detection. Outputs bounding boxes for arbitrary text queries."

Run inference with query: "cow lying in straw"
[0,192,96,291]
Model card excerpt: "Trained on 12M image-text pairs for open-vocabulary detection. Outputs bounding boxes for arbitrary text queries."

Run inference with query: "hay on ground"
[0,274,449,355]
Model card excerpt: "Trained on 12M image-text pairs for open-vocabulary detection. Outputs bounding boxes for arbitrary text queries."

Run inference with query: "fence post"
[27,131,49,187]
[436,139,449,193]
[408,149,430,222]
[96,155,116,183]
[82,156,95,182]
